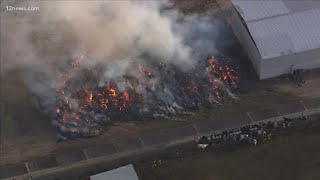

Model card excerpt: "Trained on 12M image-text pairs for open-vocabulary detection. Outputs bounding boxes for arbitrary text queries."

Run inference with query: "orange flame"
[108,88,116,97]
[123,91,129,101]
[87,93,93,102]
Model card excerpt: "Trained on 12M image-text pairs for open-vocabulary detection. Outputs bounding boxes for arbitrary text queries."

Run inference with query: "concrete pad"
[249,108,279,122]
[115,138,143,153]
[164,125,197,141]
[0,101,6,143]
[0,163,28,179]
[221,113,251,128]
[140,125,196,147]
[0,100,7,115]
[141,125,197,146]
[28,156,57,172]
[55,150,86,166]
[194,116,226,134]
[194,114,250,134]
[276,101,306,115]
[140,132,170,147]
[302,97,320,109]
[86,144,117,159]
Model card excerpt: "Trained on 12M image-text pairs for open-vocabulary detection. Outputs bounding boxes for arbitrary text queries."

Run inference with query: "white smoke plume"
[1,1,234,122]
[1,0,229,70]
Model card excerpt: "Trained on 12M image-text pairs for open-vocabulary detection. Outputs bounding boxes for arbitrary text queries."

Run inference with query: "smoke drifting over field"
[1,1,236,138]
[2,1,228,70]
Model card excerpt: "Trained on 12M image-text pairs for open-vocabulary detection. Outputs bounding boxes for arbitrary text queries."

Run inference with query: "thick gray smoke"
[1,1,227,69]
[1,1,235,138]
[1,1,227,98]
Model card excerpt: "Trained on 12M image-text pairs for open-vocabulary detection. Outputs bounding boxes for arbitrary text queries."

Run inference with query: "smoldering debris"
[1,1,238,139]
[54,55,239,139]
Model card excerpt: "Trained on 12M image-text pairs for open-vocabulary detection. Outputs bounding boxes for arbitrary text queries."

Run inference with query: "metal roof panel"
[90,164,139,180]
[232,0,289,21]
[232,0,320,59]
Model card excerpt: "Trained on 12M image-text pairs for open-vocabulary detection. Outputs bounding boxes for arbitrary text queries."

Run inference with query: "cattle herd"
[149,114,319,168]
[291,69,306,87]
[195,115,313,150]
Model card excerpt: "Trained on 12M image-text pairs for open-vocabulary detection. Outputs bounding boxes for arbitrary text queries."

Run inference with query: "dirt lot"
[170,0,232,14]
[135,127,320,180]
[1,66,319,165]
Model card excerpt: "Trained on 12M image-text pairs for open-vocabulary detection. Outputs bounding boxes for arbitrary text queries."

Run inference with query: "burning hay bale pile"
[1,1,238,140]
[54,55,239,140]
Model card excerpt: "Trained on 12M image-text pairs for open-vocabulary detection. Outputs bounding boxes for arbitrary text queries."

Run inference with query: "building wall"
[260,48,320,79]
[231,5,262,77]
[231,5,320,80]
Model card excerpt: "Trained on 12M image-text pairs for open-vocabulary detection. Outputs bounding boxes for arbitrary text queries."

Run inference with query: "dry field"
[135,127,320,180]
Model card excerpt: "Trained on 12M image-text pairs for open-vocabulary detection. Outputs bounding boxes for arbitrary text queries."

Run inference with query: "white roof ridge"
[246,6,320,23]
[232,1,320,59]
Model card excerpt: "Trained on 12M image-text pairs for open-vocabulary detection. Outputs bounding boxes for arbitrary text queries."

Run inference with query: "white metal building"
[90,164,139,180]
[231,0,320,79]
